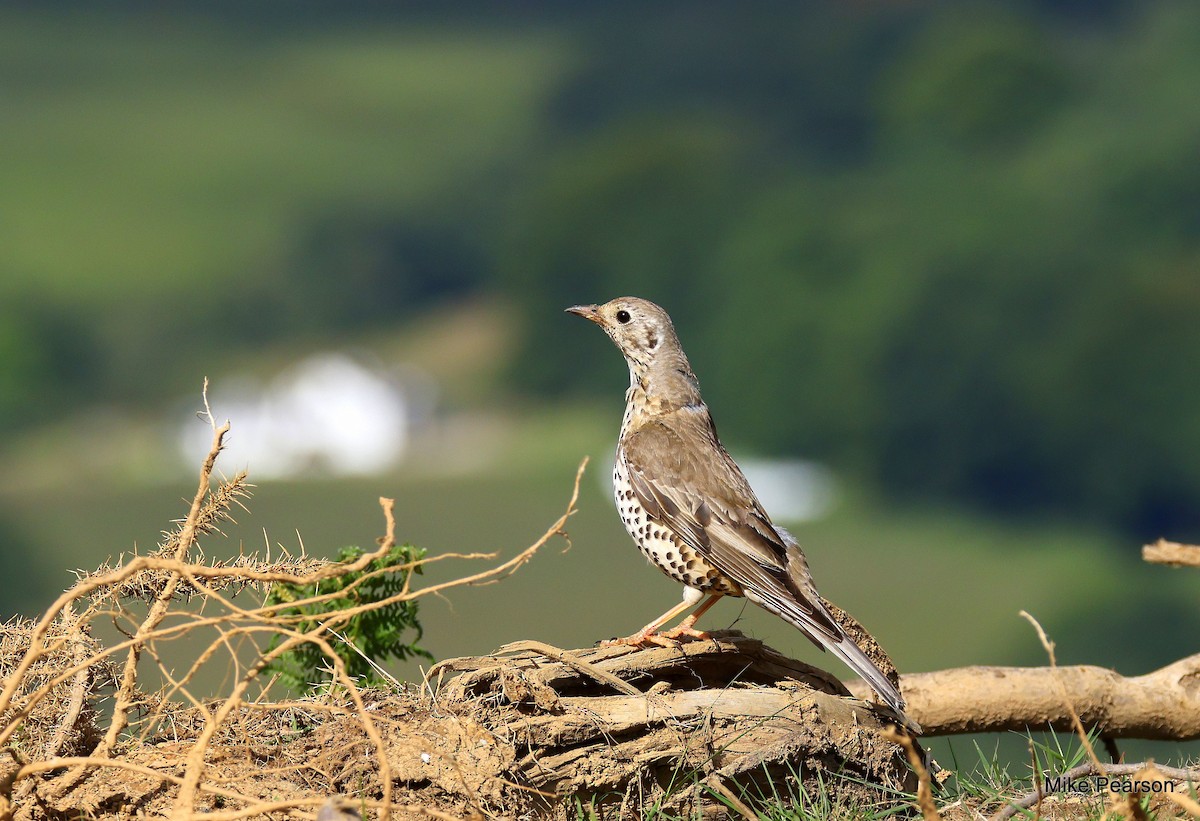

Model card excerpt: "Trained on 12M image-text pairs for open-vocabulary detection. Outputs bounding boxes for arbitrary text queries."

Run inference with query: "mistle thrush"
[567,296,909,718]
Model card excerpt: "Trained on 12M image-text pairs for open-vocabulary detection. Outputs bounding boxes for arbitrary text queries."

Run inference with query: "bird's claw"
[599,626,711,649]
[657,625,713,642]
[599,633,662,648]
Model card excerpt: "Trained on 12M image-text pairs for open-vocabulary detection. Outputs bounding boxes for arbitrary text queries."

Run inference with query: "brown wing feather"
[620,410,842,642]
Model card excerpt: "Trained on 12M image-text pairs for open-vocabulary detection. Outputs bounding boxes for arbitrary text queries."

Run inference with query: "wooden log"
[849,653,1200,739]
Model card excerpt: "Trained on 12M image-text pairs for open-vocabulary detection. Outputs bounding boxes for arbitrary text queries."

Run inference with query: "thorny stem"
[96,416,231,757]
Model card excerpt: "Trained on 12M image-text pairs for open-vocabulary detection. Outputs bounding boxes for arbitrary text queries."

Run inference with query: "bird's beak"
[565,304,602,324]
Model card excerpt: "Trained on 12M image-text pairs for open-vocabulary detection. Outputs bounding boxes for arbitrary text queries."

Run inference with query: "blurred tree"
[0,509,56,618]
[875,257,1063,514]
[276,211,485,331]
[550,3,910,164]
[702,180,889,466]
[0,297,97,430]
[879,8,1071,150]
[7,0,1200,540]
[498,120,751,394]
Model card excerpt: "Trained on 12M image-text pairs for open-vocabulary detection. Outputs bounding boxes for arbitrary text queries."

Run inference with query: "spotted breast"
[612,450,742,595]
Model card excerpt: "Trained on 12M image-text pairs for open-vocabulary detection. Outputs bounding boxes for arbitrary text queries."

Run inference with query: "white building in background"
[178,353,419,479]
[737,458,839,522]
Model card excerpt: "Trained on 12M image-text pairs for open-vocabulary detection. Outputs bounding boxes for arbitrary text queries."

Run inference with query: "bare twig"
[992,761,1200,820]
[169,459,587,819]
[882,727,941,821]
[705,773,757,821]
[0,514,586,757]
[1,412,590,820]
[379,496,397,549]
[1018,611,1106,775]
[46,609,92,758]
[1143,538,1200,568]
[98,410,231,756]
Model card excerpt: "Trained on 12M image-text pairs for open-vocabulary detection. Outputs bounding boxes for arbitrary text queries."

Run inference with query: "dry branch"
[849,651,1200,739]
[1143,538,1200,568]
[882,727,940,821]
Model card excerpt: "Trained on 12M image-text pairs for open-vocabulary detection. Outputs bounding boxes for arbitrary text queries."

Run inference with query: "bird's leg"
[655,593,722,641]
[600,598,694,647]
[600,594,723,648]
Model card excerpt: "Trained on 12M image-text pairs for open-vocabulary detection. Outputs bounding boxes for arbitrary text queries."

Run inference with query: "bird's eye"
[616,309,631,324]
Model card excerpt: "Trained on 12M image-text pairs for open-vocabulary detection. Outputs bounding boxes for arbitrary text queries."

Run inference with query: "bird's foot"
[656,624,713,642]
[599,632,664,648]
[599,625,712,648]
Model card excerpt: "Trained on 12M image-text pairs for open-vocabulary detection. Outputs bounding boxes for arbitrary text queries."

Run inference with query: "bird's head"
[566,297,692,386]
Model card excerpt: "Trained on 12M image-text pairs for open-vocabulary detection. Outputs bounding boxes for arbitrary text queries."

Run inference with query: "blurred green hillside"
[0,7,567,411]
[3,2,1200,538]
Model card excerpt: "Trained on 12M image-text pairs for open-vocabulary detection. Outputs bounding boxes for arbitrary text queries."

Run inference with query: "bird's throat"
[625,365,702,426]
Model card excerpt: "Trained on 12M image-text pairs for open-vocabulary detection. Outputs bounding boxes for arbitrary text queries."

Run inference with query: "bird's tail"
[748,589,918,732]
[822,629,914,727]
[765,526,918,732]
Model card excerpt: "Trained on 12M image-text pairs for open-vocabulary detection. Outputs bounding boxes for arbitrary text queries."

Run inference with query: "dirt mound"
[16,632,912,820]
